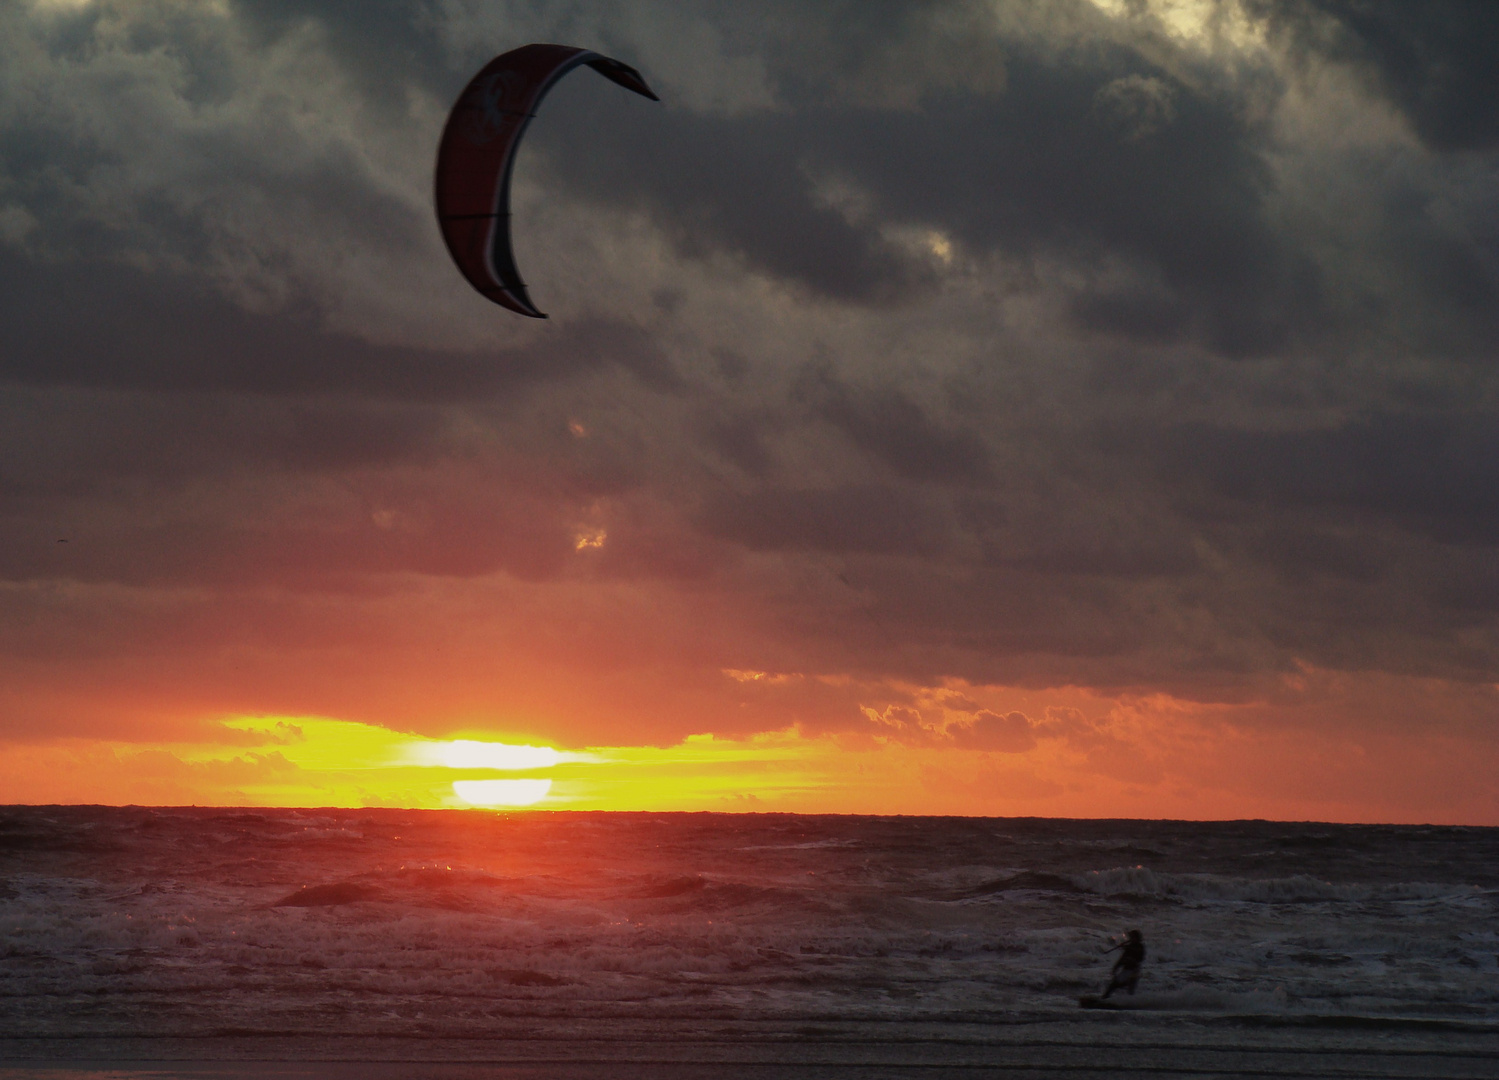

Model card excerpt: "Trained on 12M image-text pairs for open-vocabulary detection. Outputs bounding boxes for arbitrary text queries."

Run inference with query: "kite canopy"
[434,44,659,318]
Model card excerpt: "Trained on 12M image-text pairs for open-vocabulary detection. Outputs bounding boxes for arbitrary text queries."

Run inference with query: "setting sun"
[420,740,565,771]
[451,778,553,806]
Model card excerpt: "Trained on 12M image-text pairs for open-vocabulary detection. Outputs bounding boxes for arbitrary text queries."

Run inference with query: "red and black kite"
[434,44,659,318]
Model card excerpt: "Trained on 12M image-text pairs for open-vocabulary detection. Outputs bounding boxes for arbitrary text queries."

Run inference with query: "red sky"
[2,0,1498,821]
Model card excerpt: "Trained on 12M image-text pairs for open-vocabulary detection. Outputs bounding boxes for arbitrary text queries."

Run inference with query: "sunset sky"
[3,0,1498,822]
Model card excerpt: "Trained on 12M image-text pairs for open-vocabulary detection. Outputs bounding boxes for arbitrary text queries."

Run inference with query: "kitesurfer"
[1100,929,1145,998]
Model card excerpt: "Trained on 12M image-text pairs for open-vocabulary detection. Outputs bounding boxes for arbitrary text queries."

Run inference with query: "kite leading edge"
[434,44,659,318]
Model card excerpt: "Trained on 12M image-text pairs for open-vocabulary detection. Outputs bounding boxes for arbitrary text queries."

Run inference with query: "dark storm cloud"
[997,534,1201,579]
[0,250,673,399]
[0,388,443,498]
[10,0,1491,349]
[1378,187,1499,339]
[1252,0,1499,151]
[1241,526,1381,585]
[794,365,991,483]
[809,57,1312,356]
[532,96,914,303]
[700,485,950,556]
[1156,413,1499,546]
[0,27,429,268]
[7,0,1482,362]
[6,0,1499,718]
[233,0,454,107]
[701,410,780,478]
[531,26,1310,355]
[0,448,584,588]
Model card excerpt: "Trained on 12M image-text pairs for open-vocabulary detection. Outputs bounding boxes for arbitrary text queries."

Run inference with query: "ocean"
[0,806,1495,1078]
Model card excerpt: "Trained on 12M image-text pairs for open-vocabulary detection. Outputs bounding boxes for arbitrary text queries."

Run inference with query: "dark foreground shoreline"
[3,1021,1498,1080]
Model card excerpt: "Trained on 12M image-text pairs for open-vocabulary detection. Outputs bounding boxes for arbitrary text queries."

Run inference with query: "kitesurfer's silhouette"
[1101,930,1144,998]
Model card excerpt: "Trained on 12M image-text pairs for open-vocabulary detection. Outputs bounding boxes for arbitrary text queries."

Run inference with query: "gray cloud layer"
[4,0,1499,738]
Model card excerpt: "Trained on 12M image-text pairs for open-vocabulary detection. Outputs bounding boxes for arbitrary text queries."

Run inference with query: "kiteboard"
[1078,995,1123,1009]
